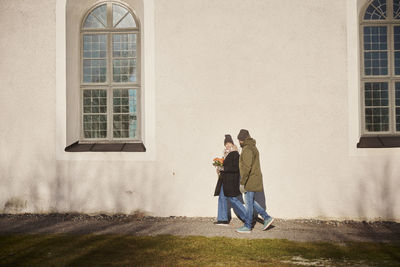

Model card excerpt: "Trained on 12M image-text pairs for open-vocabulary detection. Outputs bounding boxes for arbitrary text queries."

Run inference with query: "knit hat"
[224,134,234,145]
[237,129,250,141]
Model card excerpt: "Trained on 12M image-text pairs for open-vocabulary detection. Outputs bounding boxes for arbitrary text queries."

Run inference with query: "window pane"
[91,4,107,26]
[363,26,387,76]
[364,82,389,132]
[113,34,137,57]
[83,89,107,139]
[113,4,136,28]
[83,34,107,83]
[364,0,387,20]
[83,4,107,28]
[116,13,136,28]
[395,82,400,131]
[112,89,137,138]
[113,34,137,82]
[394,0,400,19]
[394,27,400,75]
[113,4,127,27]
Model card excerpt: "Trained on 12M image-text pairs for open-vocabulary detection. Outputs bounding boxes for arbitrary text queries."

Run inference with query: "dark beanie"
[237,129,250,141]
[224,134,234,145]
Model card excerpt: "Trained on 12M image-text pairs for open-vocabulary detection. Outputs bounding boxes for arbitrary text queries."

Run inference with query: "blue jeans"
[217,185,247,222]
[244,191,270,229]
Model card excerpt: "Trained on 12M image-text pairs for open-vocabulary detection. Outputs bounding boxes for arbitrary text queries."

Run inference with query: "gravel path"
[0,214,399,243]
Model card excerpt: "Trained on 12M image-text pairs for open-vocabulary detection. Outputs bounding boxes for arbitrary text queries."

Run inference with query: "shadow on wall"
[1,151,51,214]
[345,159,399,222]
[315,158,400,222]
[3,197,27,213]
[49,160,163,215]
[0,136,266,217]
[358,161,398,221]
[315,157,400,244]
[0,145,166,216]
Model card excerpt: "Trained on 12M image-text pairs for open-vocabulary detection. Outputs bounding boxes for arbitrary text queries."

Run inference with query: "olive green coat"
[239,137,263,192]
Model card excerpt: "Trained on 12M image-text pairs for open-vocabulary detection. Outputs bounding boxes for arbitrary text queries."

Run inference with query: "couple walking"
[214,129,274,233]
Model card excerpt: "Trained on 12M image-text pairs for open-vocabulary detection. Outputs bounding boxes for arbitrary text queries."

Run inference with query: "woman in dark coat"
[213,135,247,225]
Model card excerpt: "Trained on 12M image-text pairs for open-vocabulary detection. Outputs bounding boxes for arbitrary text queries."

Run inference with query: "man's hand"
[240,185,246,194]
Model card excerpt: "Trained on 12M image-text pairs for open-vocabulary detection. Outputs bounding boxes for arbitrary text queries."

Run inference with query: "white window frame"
[360,0,400,136]
[56,0,156,161]
[80,1,142,143]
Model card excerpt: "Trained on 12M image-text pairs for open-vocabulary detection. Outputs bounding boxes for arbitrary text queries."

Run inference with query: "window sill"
[65,141,146,152]
[357,136,400,148]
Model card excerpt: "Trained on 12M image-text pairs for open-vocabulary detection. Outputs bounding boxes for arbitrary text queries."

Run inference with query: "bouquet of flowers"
[213,157,224,167]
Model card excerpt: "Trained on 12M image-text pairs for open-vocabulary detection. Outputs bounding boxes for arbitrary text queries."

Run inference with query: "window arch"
[80,2,141,142]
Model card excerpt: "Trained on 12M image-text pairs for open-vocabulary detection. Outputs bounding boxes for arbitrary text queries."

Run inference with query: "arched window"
[361,0,400,135]
[80,2,141,142]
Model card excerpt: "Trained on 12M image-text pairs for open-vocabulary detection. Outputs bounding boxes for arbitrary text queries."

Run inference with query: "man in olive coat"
[236,129,274,233]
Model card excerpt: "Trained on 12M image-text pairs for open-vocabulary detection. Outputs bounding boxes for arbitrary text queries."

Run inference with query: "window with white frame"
[81,2,141,142]
[361,0,400,134]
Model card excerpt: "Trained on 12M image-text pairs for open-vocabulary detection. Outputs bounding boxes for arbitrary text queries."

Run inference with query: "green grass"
[0,235,399,266]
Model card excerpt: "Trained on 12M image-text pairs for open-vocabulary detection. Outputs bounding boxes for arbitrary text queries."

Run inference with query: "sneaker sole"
[215,224,229,227]
[236,230,251,233]
[262,218,274,231]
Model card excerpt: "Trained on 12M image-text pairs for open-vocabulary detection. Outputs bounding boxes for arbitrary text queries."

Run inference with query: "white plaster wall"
[0,0,400,220]
[0,0,57,212]
[154,0,353,219]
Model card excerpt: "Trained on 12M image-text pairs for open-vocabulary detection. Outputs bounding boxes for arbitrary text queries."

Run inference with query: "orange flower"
[213,157,224,167]
[213,157,223,163]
